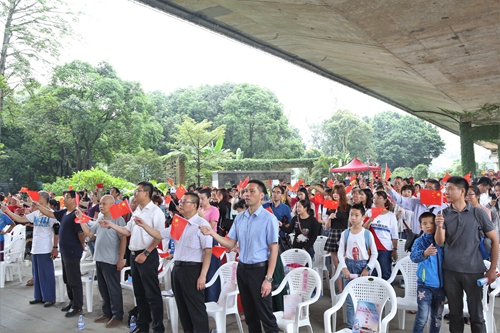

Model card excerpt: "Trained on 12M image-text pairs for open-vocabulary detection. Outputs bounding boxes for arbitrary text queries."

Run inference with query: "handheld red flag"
[241,177,249,188]
[109,200,133,219]
[75,213,92,224]
[350,174,357,182]
[463,172,471,183]
[212,245,227,259]
[176,185,187,199]
[75,192,80,207]
[265,206,274,214]
[19,187,28,193]
[442,172,451,183]
[268,178,272,186]
[385,165,392,181]
[164,196,172,204]
[323,200,339,210]
[68,186,73,190]
[59,197,65,208]
[170,214,189,240]
[237,180,243,191]
[168,178,174,186]
[96,183,104,189]
[371,207,385,219]
[313,193,324,205]
[27,190,39,202]
[419,189,442,206]
[327,179,334,187]
[345,185,353,194]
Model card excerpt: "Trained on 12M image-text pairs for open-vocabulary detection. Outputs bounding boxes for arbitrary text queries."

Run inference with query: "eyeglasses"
[466,192,475,197]
[134,189,147,193]
[179,200,196,204]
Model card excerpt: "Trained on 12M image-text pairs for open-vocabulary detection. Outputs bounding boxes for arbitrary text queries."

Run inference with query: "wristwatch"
[365,265,372,273]
[143,250,150,257]
[264,275,273,282]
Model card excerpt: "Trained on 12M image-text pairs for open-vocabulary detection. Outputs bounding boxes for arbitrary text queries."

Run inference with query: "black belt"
[130,249,146,256]
[239,261,268,268]
[174,261,202,266]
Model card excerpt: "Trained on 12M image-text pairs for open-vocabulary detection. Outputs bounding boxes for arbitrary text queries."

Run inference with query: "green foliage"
[369,111,445,168]
[219,83,304,158]
[220,158,315,171]
[42,168,134,196]
[391,167,413,179]
[168,116,231,186]
[412,164,429,181]
[311,110,374,159]
[444,160,463,176]
[108,149,166,184]
[302,148,323,159]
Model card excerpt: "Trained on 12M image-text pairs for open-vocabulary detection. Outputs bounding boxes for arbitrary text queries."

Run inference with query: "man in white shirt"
[101,181,165,333]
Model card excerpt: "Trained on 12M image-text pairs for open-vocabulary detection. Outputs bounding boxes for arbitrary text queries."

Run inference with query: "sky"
[54,0,494,172]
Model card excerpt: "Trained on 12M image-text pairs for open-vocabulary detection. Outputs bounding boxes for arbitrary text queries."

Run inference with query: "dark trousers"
[33,253,56,302]
[61,256,83,308]
[172,263,209,333]
[376,250,393,281]
[96,261,124,320]
[443,269,486,333]
[237,264,279,333]
[131,249,164,333]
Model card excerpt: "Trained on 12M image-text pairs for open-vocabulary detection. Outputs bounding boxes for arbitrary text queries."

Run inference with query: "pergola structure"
[134,0,500,174]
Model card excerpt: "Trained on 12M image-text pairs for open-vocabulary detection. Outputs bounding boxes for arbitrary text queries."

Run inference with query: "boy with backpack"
[410,212,444,333]
[337,204,378,328]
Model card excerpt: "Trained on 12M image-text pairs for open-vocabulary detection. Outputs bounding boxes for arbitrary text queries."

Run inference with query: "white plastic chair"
[329,261,382,324]
[0,234,25,288]
[161,260,178,333]
[55,249,96,303]
[386,256,418,330]
[223,251,237,262]
[272,267,321,333]
[312,235,330,281]
[82,268,96,312]
[281,248,313,269]
[396,239,409,261]
[486,271,500,333]
[205,261,243,333]
[324,276,398,333]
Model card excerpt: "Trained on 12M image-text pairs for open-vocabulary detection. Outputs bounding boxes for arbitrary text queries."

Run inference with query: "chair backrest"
[313,236,328,262]
[4,235,25,263]
[283,267,321,320]
[159,259,175,290]
[224,251,237,262]
[10,224,25,237]
[396,239,409,261]
[281,248,313,268]
[390,256,418,300]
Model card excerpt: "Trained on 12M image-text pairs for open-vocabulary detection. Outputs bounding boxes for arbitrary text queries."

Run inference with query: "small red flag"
[345,185,353,194]
[371,207,385,219]
[75,213,92,224]
[324,200,339,210]
[385,165,392,181]
[59,197,65,208]
[463,172,471,183]
[327,179,334,187]
[27,190,39,202]
[268,178,272,186]
[313,193,324,205]
[350,174,357,182]
[241,177,249,188]
[237,180,243,191]
[19,187,28,193]
[212,245,227,259]
[170,214,189,240]
[419,189,442,206]
[265,206,274,214]
[164,196,172,204]
[176,185,187,199]
[75,192,80,207]
[109,200,133,219]
[168,178,174,186]
[159,251,171,258]
[68,186,73,190]
[442,172,451,183]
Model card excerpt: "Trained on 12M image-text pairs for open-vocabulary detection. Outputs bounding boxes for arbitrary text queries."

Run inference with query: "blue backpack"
[344,229,372,255]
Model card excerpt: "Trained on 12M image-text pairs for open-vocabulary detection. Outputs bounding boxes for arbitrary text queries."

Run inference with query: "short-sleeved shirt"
[91,216,126,265]
[25,211,58,254]
[202,206,220,232]
[54,209,83,258]
[160,213,212,262]
[126,201,165,251]
[0,214,14,242]
[365,210,398,251]
[228,205,279,264]
[262,202,292,225]
[442,202,494,273]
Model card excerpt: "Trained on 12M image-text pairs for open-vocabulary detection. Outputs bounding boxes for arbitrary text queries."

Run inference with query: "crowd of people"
[0,168,499,333]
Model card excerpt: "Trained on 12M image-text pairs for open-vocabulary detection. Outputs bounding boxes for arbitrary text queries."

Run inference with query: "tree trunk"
[0,0,16,141]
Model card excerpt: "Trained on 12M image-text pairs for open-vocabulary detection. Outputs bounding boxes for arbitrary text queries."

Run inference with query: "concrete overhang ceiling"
[134,0,500,151]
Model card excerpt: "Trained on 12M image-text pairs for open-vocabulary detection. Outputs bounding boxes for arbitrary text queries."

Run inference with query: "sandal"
[26,278,34,286]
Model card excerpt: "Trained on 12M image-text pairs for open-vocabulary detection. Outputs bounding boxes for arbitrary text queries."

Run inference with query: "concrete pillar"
[459,122,476,176]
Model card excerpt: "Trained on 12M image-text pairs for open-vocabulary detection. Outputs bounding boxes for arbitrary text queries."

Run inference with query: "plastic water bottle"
[78,315,84,330]
[477,277,489,286]
[129,315,136,330]
[352,318,360,333]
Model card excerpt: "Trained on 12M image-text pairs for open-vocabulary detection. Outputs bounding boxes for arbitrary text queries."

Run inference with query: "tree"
[167,116,231,186]
[412,164,429,181]
[391,167,412,179]
[369,111,445,169]
[311,110,374,159]
[0,0,78,138]
[220,83,304,158]
[108,149,166,184]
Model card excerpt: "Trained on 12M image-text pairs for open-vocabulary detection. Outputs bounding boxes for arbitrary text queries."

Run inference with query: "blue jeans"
[343,258,368,328]
[413,285,445,333]
[376,250,393,281]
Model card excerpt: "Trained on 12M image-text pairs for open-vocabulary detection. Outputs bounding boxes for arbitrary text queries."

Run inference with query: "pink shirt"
[202,205,220,232]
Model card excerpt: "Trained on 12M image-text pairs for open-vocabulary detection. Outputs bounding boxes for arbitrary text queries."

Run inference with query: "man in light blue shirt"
[201,179,280,333]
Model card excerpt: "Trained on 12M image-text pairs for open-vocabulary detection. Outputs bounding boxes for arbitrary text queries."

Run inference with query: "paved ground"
[0,264,496,332]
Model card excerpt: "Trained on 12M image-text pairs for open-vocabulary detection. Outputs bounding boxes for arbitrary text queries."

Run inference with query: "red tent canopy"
[330,158,381,172]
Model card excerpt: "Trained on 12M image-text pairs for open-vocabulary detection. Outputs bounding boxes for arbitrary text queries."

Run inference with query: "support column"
[459,122,476,176]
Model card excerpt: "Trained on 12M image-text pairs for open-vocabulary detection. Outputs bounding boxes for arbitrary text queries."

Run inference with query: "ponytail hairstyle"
[374,190,393,212]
